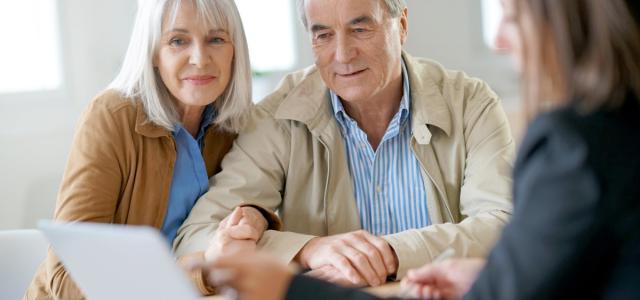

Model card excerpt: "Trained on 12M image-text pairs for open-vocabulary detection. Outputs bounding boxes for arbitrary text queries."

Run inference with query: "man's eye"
[353,28,367,33]
[316,33,331,40]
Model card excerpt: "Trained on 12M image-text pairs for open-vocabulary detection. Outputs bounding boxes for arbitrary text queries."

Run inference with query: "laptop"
[38,220,200,300]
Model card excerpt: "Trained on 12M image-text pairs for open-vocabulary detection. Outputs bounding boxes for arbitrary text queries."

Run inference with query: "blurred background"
[0,0,520,230]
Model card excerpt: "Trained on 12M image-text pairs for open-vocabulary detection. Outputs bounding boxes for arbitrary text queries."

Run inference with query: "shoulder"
[516,107,591,174]
[255,66,321,115]
[74,89,147,142]
[81,89,139,123]
[405,54,498,104]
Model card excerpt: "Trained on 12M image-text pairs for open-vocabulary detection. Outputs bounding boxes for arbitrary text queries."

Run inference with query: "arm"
[174,106,311,261]
[402,114,601,300]
[465,115,600,299]
[36,98,126,299]
[194,251,397,300]
[383,81,515,278]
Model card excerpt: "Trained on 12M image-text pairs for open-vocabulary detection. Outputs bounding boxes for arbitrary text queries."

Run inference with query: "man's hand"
[295,230,398,287]
[402,258,486,299]
[204,206,268,261]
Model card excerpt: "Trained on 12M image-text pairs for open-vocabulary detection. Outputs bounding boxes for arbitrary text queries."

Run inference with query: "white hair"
[296,0,407,30]
[109,0,252,133]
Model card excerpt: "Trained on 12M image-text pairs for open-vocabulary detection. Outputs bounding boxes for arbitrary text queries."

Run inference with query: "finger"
[339,245,381,286]
[227,224,261,241]
[219,215,230,229]
[328,271,362,287]
[206,268,237,287]
[359,232,397,275]
[239,207,265,224]
[328,253,366,286]
[228,207,243,226]
[238,208,268,233]
[345,236,387,282]
[305,266,332,281]
[406,264,442,283]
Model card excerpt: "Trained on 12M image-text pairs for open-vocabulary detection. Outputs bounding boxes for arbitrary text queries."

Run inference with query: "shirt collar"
[173,104,217,143]
[330,59,411,131]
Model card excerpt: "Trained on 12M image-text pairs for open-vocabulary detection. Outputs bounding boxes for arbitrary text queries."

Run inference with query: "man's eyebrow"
[349,15,373,26]
[310,23,330,33]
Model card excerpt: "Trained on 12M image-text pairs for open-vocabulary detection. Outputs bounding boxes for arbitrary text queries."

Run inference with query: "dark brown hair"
[516,0,640,115]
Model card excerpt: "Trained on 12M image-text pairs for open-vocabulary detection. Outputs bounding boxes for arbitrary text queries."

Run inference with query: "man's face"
[304,0,407,103]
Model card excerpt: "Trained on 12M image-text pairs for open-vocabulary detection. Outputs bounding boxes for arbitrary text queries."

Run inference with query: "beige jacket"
[174,53,515,278]
[25,90,237,299]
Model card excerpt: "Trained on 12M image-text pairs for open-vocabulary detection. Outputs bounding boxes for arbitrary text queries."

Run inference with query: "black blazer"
[284,95,640,300]
[467,96,640,299]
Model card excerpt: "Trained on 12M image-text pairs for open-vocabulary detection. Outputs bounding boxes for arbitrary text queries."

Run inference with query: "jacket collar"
[273,51,452,141]
[134,101,172,138]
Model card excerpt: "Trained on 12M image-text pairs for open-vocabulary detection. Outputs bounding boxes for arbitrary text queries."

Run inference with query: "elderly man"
[175,0,514,289]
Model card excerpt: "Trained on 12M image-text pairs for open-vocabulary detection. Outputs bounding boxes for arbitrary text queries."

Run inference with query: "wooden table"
[203,281,402,299]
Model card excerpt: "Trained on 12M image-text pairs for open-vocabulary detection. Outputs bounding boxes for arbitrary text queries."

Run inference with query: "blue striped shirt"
[330,62,430,236]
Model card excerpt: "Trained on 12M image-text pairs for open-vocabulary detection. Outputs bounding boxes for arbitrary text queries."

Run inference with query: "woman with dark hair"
[191,0,640,299]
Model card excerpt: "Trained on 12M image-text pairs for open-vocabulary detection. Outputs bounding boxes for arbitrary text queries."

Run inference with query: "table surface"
[203,281,402,300]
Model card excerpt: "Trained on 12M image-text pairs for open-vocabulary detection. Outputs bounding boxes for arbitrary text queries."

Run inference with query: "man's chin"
[333,89,369,104]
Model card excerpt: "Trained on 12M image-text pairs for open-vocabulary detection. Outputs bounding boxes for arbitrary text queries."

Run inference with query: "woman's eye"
[169,38,186,46]
[210,37,226,44]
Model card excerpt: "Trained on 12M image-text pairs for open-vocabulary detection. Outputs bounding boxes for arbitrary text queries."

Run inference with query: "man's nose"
[334,34,356,63]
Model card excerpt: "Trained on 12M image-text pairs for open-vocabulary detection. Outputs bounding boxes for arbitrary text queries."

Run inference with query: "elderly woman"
[192,0,640,299]
[25,0,264,299]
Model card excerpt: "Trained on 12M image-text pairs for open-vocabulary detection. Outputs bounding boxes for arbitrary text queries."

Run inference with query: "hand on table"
[401,258,486,300]
[193,252,295,300]
[205,206,268,261]
[295,230,398,287]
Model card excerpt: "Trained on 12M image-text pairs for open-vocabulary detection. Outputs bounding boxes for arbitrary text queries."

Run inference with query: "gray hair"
[109,0,252,133]
[296,0,407,29]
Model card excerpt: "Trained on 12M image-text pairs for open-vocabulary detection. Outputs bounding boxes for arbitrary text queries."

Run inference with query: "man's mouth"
[337,69,367,78]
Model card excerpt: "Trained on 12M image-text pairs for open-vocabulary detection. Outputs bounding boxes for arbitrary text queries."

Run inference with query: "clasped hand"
[205,206,268,261]
[296,230,398,287]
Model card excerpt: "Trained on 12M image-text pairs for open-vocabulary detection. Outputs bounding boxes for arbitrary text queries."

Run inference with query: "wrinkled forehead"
[162,0,230,33]
[304,0,387,28]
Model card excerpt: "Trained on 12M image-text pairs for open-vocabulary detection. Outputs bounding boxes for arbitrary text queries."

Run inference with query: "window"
[482,0,503,49]
[235,0,296,73]
[0,0,63,94]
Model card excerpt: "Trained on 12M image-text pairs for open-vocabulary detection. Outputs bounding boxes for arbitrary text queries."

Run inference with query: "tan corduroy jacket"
[25,90,236,299]
[175,53,516,278]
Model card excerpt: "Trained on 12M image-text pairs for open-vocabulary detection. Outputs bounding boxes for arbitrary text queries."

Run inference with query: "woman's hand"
[191,252,295,300]
[204,206,268,261]
[401,258,486,300]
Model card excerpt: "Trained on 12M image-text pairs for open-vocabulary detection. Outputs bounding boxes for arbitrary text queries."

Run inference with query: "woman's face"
[155,1,234,112]
[495,0,524,72]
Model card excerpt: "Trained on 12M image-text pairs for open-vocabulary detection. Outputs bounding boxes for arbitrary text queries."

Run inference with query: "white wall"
[0,0,137,229]
[0,0,520,230]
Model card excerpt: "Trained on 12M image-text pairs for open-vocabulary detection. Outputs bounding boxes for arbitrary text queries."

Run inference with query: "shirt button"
[376,185,382,193]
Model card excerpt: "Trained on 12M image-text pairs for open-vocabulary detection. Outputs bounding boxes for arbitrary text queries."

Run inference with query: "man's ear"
[399,7,408,45]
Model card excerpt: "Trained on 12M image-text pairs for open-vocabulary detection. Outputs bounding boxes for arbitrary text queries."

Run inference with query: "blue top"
[161,105,216,243]
[330,61,430,235]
